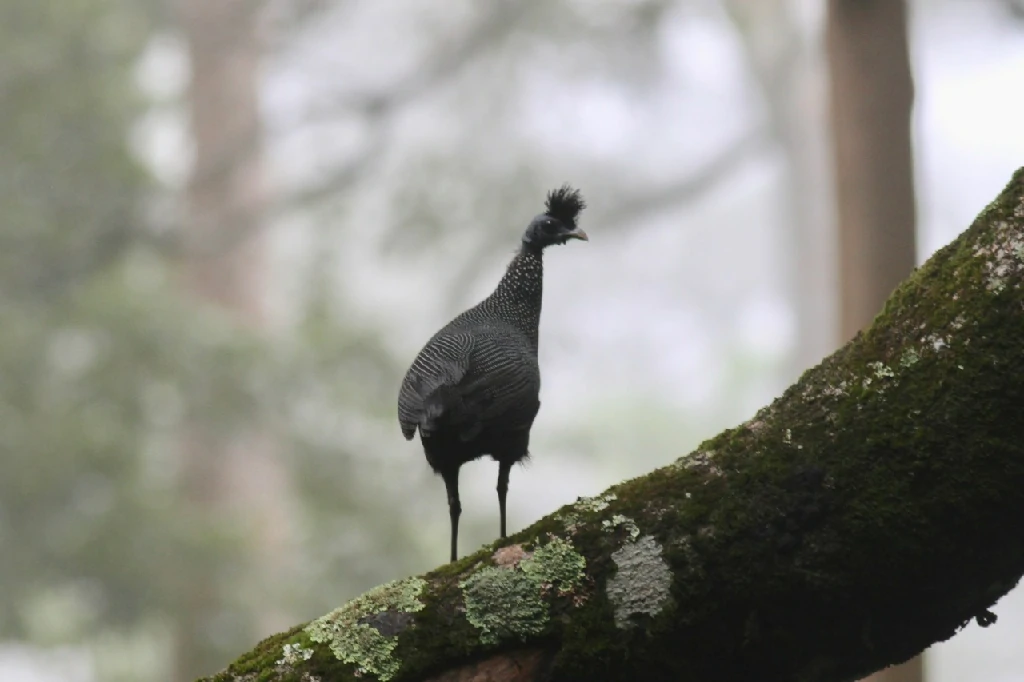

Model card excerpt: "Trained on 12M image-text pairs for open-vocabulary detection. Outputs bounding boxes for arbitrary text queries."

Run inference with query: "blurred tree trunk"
[827,1,919,681]
[179,0,268,321]
[724,0,838,382]
[827,0,917,342]
[176,0,293,679]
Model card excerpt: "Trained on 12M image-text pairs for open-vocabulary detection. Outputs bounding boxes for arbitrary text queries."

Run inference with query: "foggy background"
[1,0,1022,680]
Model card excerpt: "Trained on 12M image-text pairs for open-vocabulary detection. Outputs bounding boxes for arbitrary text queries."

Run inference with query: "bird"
[398,185,588,563]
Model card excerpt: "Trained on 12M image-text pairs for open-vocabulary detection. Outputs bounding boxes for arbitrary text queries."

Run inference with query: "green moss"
[672,448,718,472]
[304,577,426,681]
[203,625,307,681]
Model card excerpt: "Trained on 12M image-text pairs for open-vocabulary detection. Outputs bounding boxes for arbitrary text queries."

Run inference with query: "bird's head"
[522,184,588,251]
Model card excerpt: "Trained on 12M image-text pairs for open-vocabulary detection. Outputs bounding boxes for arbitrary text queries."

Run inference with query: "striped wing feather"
[398,322,539,441]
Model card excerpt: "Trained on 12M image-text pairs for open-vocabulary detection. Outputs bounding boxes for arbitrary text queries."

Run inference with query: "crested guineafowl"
[397,185,588,562]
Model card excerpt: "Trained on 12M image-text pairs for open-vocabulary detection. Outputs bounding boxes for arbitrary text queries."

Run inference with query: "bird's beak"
[567,227,589,241]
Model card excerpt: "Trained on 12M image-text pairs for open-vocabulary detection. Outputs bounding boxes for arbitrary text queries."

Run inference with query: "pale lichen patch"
[522,536,587,594]
[559,491,621,533]
[673,448,717,471]
[276,642,314,666]
[868,361,895,379]
[305,576,426,681]
[574,491,617,513]
[601,514,641,541]
[900,347,920,367]
[606,535,674,629]
[461,566,547,645]
[462,537,587,645]
[558,510,583,534]
[821,380,848,398]
[815,306,964,406]
[974,220,1024,293]
[862,361,897,393]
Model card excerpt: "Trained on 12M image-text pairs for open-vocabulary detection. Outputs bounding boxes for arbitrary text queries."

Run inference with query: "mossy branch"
[202,168,1024,682]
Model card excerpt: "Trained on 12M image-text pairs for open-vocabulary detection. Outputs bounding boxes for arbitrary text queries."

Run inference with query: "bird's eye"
[542,220,559,233]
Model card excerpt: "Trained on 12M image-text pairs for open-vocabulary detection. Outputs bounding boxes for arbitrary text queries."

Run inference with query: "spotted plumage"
[398,185,588,562]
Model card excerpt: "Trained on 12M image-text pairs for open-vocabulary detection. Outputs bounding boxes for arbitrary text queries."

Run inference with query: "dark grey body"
[397,185,586,563]
[398,250,545,561]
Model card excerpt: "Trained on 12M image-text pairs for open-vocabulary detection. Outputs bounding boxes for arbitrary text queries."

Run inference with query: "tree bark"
[199,167,1024,682]
[827,2,920,680]
[862,657,924,682]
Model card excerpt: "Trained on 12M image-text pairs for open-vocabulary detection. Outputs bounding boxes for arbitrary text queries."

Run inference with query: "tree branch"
[202,167,1024,682]
[300,2,526,125]
[164,2,526,260]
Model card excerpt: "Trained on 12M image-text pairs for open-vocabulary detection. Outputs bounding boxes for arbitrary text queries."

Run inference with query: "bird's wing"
[453,333,540,436]
[397,332,474,439]
[398,328,540,440]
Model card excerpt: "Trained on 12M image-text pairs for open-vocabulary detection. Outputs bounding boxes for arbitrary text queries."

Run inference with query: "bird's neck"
[496,246,544,303]
[487,246,544,331]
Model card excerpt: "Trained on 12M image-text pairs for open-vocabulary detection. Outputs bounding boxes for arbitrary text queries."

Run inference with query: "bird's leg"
[497,460,512,539]
[442,468,461,563]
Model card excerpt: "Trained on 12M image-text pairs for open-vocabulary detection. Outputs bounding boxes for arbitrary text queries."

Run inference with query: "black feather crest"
[544,184,586,225]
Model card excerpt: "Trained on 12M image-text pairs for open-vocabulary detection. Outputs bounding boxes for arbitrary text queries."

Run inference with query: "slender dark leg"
[497,460,512,539]
[441,468,461,563]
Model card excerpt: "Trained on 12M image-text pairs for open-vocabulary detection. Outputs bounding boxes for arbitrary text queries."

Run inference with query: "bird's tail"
[419,388,452,437]
[419,383,490,441]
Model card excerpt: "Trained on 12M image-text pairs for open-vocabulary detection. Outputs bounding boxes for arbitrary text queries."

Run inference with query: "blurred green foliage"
[0,1,427,679]
[0,0,805,679]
